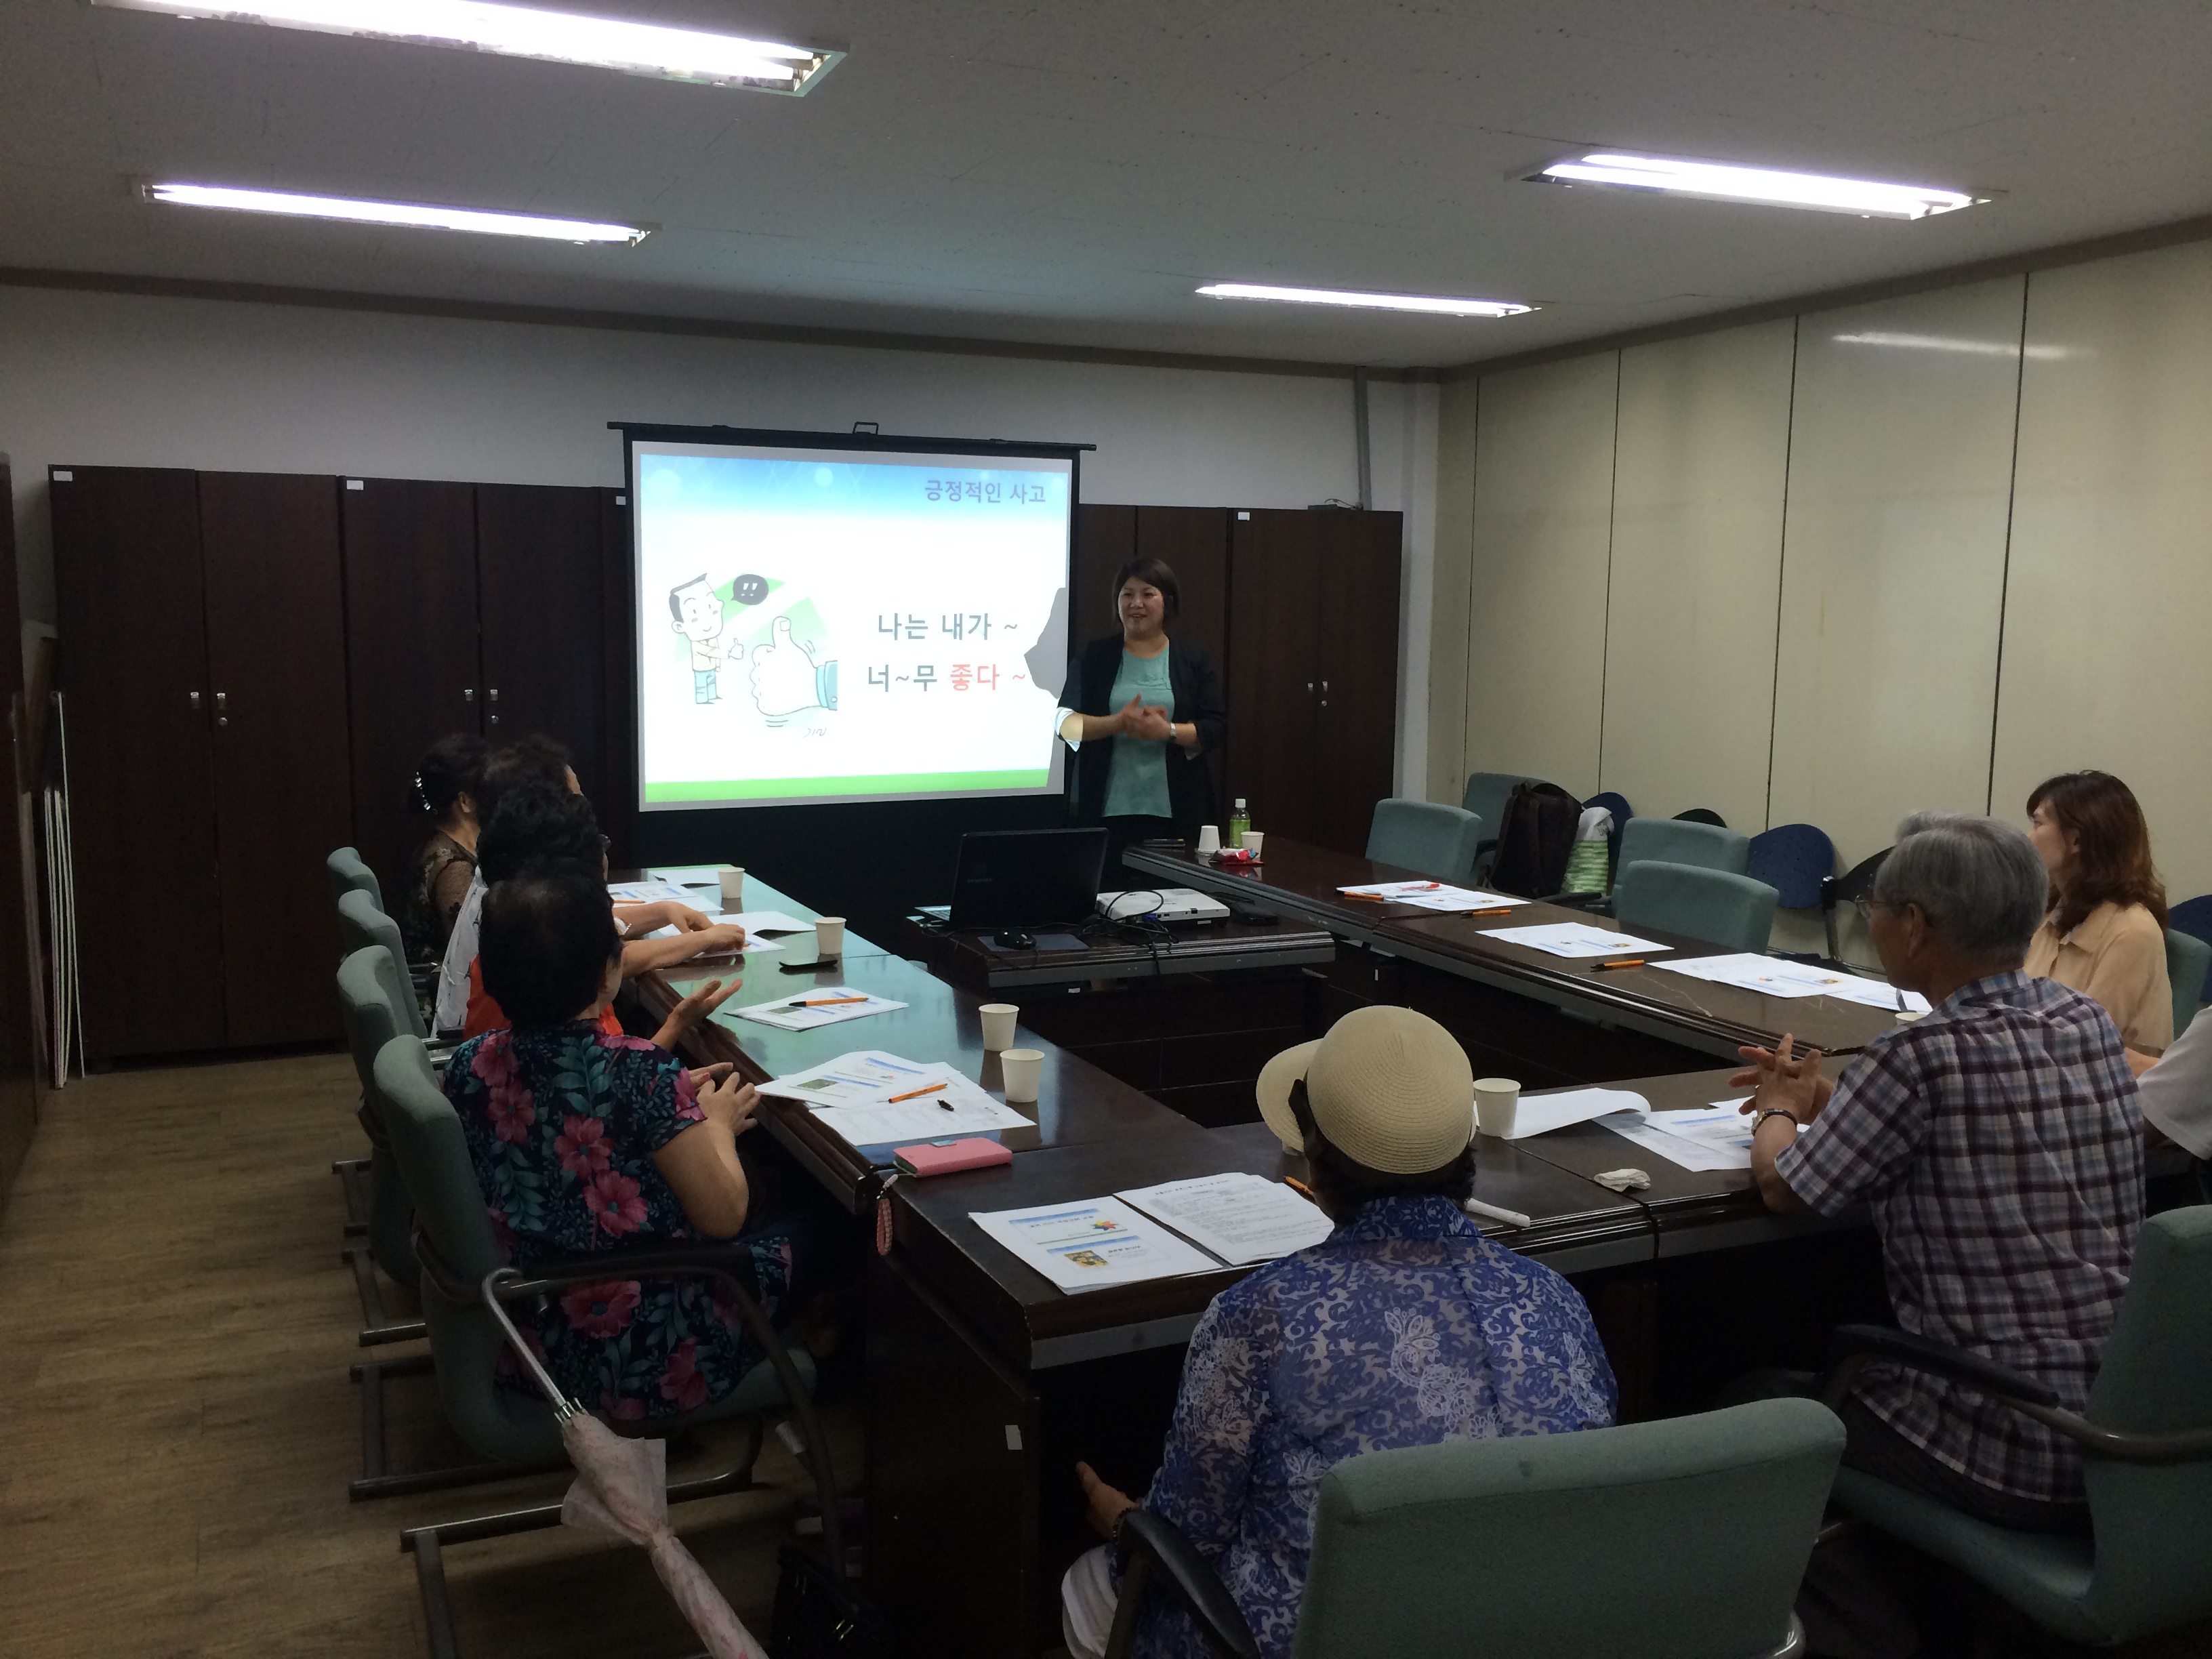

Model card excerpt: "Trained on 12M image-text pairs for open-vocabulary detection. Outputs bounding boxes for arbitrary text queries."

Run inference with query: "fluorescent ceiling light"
[1834,331,2069,361]
[1528,152,1988,220]
[1198,283,1532,319]
[90,0,842,94]
[144,181,651,243]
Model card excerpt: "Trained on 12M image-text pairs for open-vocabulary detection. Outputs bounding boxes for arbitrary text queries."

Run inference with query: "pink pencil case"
[893,1137,1013,1177]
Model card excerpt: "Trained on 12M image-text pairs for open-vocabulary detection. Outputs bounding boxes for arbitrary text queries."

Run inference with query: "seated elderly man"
[1736,812,2142,1533]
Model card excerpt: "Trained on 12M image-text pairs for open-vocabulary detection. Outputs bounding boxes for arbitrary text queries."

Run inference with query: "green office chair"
[1821,1206,2212,1647]
[1366,799,1484,883]
[1107,1397,1845,1659]
[327,845,384,911]
[338,888,434,1044]
[1614,861,1779,955]
[371,1036,830,1657]
[337,947,424,1344]
[1616,816,1751,878]
[2166,928,2210,1040]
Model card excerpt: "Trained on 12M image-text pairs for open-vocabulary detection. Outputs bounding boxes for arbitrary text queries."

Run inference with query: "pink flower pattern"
[445,1020,795,1423]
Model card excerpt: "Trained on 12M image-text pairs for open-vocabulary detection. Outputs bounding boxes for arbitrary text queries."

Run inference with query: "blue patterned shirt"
[1128,1194,1616,1658]
[1776,970,2142,1502]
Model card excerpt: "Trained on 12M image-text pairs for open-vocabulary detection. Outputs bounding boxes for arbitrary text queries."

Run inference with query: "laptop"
[1097,887,1231,924]
[945,827,1109,945]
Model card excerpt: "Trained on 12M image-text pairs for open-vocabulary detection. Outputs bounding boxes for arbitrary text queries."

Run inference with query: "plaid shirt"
[1776,970,2142,1503]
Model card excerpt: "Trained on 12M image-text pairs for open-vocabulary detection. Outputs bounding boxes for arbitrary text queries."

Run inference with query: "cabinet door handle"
[1306,681,1315,694]
[214,691,227,711]
[464,687,475,704]
[488,688,499,703]
[1321,680,1329,695]
[188,691,201,711]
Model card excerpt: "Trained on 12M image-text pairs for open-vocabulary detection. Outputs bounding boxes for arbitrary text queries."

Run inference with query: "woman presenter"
[1059,557,1227,868]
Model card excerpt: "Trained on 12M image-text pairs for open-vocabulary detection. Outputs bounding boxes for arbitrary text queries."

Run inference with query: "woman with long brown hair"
[2024,771,2173,1052]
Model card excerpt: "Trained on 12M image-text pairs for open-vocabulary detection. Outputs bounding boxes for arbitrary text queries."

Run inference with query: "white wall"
[0,284,1435,785]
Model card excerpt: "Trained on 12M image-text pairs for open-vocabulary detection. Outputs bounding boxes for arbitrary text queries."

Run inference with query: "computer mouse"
[994,928,1036,950]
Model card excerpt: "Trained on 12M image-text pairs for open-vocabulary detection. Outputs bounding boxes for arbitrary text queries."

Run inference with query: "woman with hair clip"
[1059,1006,1615,1659]
[1059,556,1228,869]
[402,733,492,962]
[2025,771,2173,1053]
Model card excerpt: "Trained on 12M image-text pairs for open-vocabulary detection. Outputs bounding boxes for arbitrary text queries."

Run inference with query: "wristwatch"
[1753,1107,1801,1134]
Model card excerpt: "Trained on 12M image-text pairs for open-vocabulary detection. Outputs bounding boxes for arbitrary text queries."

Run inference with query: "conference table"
[1122,837,1905,1083]
[620,865,1882,1659]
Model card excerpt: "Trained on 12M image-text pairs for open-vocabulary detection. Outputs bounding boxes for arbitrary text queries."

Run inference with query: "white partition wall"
[1599,321,1795,830]
[1461,352,1619,798]
[1993,243,2212,901]
[1766,279,2026,865]
[1427,377,1480,802]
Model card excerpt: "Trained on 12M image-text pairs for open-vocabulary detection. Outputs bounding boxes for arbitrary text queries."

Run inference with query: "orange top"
[464,954,624,1042]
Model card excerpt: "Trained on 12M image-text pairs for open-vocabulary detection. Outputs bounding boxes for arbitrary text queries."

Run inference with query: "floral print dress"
[1127,1194,1618,1659]
[443,1021,794,1423]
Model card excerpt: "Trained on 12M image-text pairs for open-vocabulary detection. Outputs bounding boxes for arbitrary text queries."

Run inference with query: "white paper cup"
[717,865,745,909]
[814,917,845,958]
[979,1003,1019,1052]
[1473,1077,1522,1139]
[1001,1047,1044,1105]
[1195,825,1221,855]
[1242,831,1265,859]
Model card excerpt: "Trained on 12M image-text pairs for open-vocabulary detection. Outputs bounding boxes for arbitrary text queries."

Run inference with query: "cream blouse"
[2025,900,2173,1054]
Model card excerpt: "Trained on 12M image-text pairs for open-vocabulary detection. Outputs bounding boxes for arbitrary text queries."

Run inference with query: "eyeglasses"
[1851,897,1883,922]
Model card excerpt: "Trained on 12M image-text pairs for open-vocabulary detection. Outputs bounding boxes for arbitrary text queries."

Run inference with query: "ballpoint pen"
[1593,959,1645,972]
[887,1080,948,1103]
[1465,907,1515,917]
[798,995,869,1007]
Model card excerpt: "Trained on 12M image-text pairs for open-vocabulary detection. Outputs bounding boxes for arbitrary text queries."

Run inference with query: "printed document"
[731,986,907,1031]
[607,880,699,906]
[1492,1086,1650,1141]
[1598,1099,1771,1172]
[1480,922,1670,959]
[969,1197,1221,1293]
[1115,1173,1334,1265]
[756,1051,1031,1145]
[1337,881,1529,913]
[1655,954,1929,1010]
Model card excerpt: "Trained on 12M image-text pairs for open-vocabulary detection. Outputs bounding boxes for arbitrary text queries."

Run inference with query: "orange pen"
[1284,1175,1321,1203]
[798,995,869,1007]
[1465,907,1515,917]
[1592,960,1646,972]
[886,1081,948,1103]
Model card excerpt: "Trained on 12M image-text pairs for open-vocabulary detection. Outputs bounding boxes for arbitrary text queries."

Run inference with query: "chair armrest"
[1541,890,1610,912]
[1111,1510,1258,1659]
[1820,1323,2212,1465]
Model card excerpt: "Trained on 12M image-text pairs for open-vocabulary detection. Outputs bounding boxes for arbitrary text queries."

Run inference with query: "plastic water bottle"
[1229,798,1250,850]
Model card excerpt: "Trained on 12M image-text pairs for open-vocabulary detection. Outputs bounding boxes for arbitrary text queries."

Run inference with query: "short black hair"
[476,735,575,827]
[479,783,602,885]
[411,733,490,817]
[1290,1080,1475,1220]
[1111,556,1180,622]
[480,867,623,1028]
[669,575,714,621]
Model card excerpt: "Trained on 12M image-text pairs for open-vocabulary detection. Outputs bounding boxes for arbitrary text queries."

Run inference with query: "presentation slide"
[629,436,1074,811]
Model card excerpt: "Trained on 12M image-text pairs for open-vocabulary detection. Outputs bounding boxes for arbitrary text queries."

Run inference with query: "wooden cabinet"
[0,456,39,1210]
[476,484,609,807]
[1226,509,1401,854]
[50,466,348,1059]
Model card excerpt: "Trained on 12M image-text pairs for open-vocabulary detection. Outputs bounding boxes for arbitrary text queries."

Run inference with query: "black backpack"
[1486,781,1581,898]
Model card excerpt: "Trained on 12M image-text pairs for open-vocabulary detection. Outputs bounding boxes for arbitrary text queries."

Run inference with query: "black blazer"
[1064,634,1227,839]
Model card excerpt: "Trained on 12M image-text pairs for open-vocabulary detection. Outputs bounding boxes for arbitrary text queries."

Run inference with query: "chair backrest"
[1614,861,1779,954]
[327,846,384,911]
[1674,807,1728,827]
[338,888,430,1042]
[2166,927,2212,1039]
[1366,800,1484,883]
[1746,823,1839,911]
[1616,816,1750,877]
[372,1034,558,1464]
[337,948,419,1282]
[1459,773,1548,844]
[2076,1206,2212,1637]
[2168,897,2212,996]
[1289,1398,1845,1659]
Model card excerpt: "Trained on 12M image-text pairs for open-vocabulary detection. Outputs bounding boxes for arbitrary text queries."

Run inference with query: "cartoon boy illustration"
[669,575,730,703]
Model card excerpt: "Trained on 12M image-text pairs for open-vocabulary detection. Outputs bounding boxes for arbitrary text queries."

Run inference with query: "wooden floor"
[0,1050,856,1658]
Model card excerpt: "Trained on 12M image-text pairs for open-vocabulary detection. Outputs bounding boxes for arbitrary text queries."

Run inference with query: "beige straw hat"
[1254,1006,1475,1174]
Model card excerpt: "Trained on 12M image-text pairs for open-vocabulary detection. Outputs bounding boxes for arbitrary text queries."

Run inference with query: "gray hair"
[1872,812,2047,960]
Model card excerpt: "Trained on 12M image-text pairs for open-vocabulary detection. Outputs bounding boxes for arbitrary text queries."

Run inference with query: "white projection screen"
[623,426,1080,812]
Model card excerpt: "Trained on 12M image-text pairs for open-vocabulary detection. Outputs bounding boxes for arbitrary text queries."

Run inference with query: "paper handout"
[1115,1173,1334,1265]
[729,986,906,1031]
[1493,1087,1651,1141]
[607,880,699,906]
[1480,922,1671,959]
[1654,954,1930,1011]
[1337,881,1530,913]
[1598,1099,1770,1171]
[724,909,815,936]
[968,1197,1222,1293]
[756,1050,1031,1145]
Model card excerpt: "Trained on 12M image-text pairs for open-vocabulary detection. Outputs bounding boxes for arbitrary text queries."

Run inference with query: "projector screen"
[625,428,1079,812]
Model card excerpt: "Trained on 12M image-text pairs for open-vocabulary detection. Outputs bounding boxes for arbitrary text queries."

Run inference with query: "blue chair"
[1366,800,1484,883]
[1105,1397,1846,1659]
[2167,928,2211,1040]
[1822,1206,2212,1647]
[1616,817,1750,878]
[1614,862,1779,954]
[2170,896,2212,1005]
[1746,823,1839,911]
[1583,790,1633,867]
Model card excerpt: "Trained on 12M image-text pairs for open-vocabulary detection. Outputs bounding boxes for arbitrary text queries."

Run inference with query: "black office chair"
[1674,807,1728,827]
[1820,846,1893,963]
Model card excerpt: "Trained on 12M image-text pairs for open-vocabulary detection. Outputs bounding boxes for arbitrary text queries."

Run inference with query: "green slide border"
[646,767,1050,804]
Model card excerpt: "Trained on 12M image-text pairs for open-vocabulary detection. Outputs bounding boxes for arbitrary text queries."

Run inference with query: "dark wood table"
[1124,837,1903,1064]
[899,912,1335,989]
